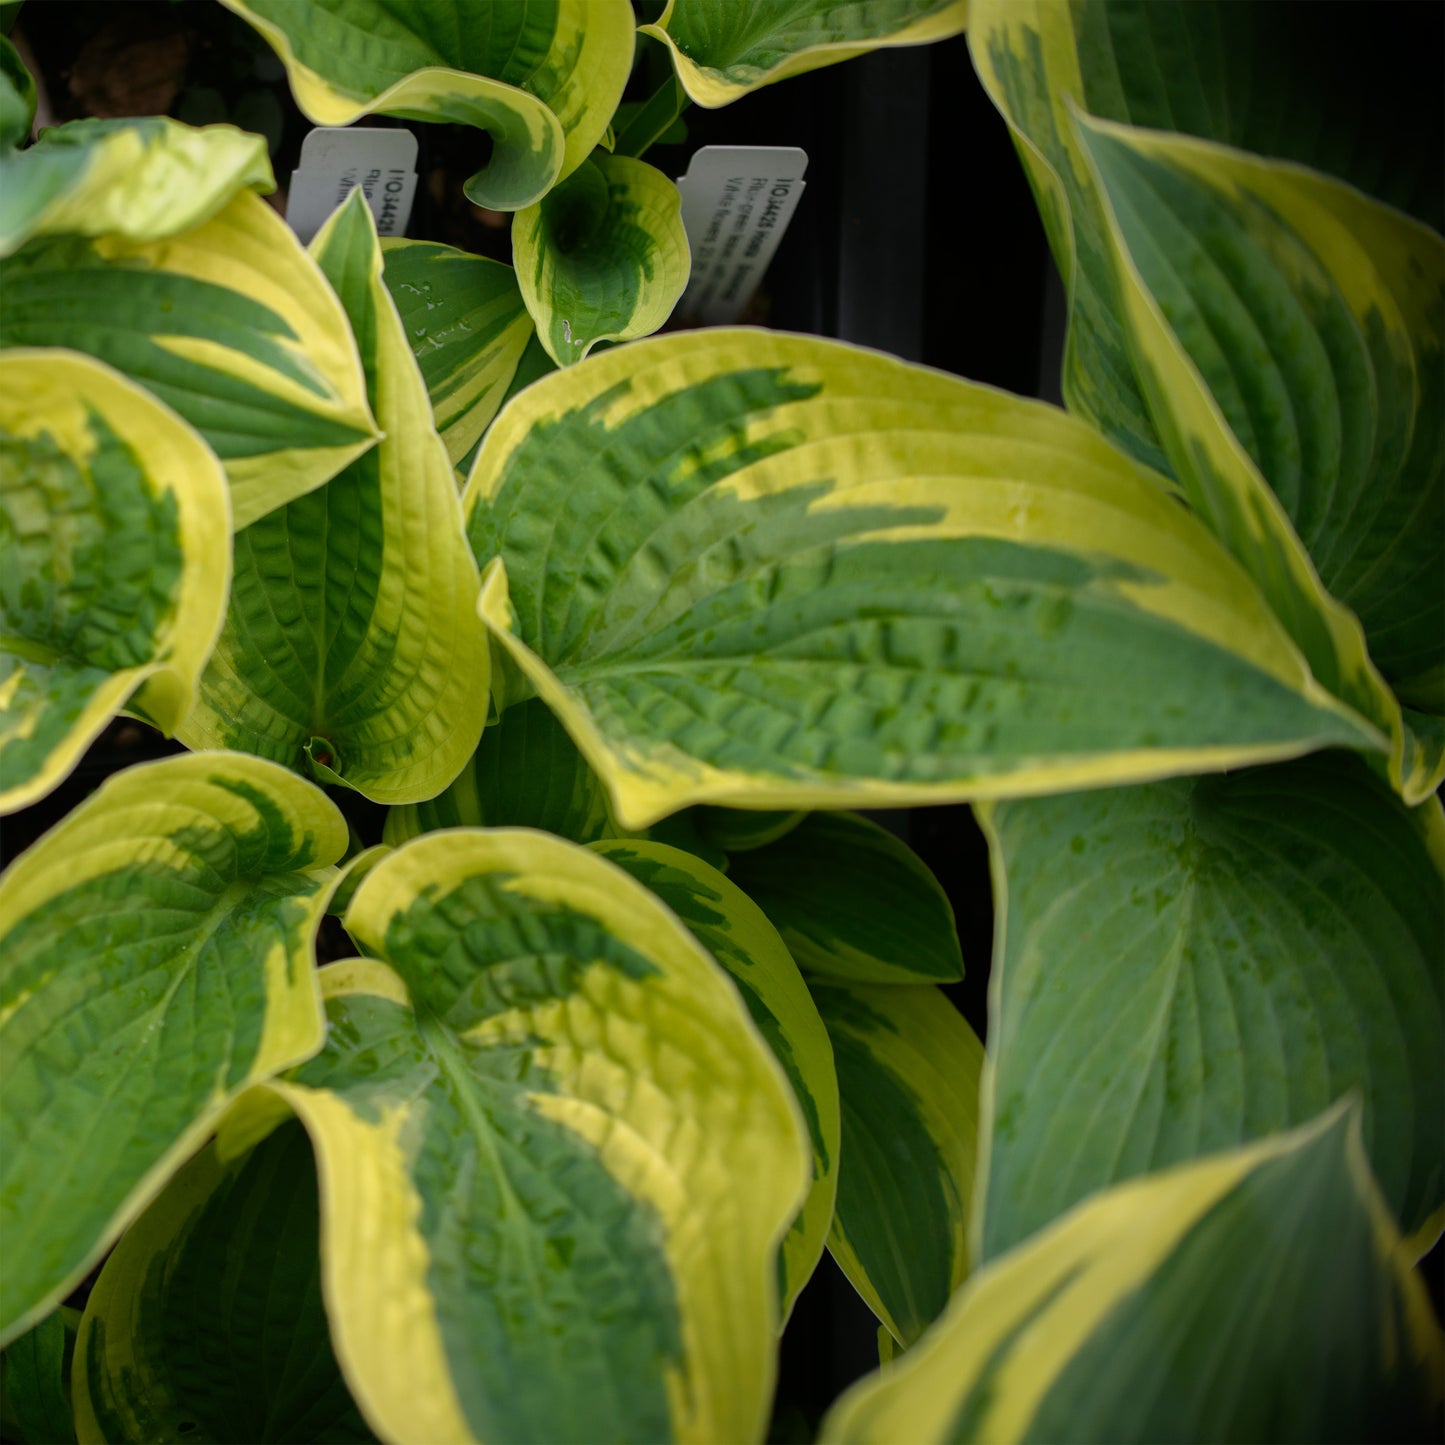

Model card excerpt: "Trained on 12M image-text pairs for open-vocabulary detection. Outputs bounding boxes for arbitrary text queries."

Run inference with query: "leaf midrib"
[413,1002,561,1329]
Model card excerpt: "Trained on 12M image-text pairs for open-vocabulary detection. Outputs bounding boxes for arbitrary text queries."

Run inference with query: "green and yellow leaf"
[179,192,490,804]
[1043,1,1444,228]
[642,0,969,108]
[1076,115,1443,799]
[224,0,635,209]
[73,1123,374,1445]
[513,153,690,366]
[593,838,840,1324]
[246,830,809,1445]
[975,750,1445,1265]
[968,0,1162,472]
[728,812,963,984]
[0,189,379,529]
[822,1105,1444,1444]
[0,116,272,258]
[380,238,533,479]
[463,328,1380,830]
[813,982,983,1347]
[0,350,229,813]
[0,752,347,1345]
[967,0,1445,474]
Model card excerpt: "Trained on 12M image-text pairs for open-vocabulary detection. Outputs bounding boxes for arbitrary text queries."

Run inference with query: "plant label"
[675,146,808,324]
[286,126,419,244]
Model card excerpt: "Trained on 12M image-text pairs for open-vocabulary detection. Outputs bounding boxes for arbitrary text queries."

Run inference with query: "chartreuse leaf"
[0,190,380,529]
[0,752,347,1346]
[383,696,620,849]
[728,812,962,984]
[244,831,809,1445]
[813,983,982,1347]
[1076,117,1444,799]
[641,0,969,108]
[74,1123,374,1445]
[463,329,1379,830]
[592,838,840,1324]
[514,153,690,366]
[380,239,533,478]
[0,33,36,150]
[974,751,1445,1263]
[179,192,490,804]
[0,116,272,258]
[967,0,1445,475]
[223,0,634,209]
[0,350,229,814]
[1,1309,77,1445]
[821,1105,1444,1444]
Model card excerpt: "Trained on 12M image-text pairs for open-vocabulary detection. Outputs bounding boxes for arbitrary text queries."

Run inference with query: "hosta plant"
[1,2,1441,1442]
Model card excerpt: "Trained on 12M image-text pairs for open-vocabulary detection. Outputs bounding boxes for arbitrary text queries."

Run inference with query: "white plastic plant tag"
[286,126,419,244]
[675,146,807,324]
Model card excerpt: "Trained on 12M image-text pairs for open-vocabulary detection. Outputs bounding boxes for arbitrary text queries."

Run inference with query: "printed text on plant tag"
[287,126,419,244]
[676,146,808,324]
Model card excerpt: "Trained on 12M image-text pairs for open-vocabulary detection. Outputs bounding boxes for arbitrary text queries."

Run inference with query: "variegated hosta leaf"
[822,1106,1444,1444]
[179,192,490,805]
[463,329,1380,830]
[813,982,982,1347]
[0,116,273,259]
[380,238,533,479]
[974,750,1445,1263]
[250,831,809,1445]
[74,1123,374,1445]
[0,34,36,150]
[513,153,690,367]
[727,812,962,984]
[641,0,969,108]
[1,1310,77,1445]
[383,696,619,849]
[967,0,1445,476]
[592,838,840,1324]
[1025,0,1445,232]
[967,0,1164,473]
[0,189,379,529]
[223,0,634,209]
[0,753,347,1345]
[0,350,229,813]
[1077,116,1444,800]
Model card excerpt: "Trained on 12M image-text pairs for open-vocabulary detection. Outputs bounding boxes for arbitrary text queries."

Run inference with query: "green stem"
[613,73,690,159]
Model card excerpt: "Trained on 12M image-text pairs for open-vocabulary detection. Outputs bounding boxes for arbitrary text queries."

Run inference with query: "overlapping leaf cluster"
[1,3,1441,1443]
